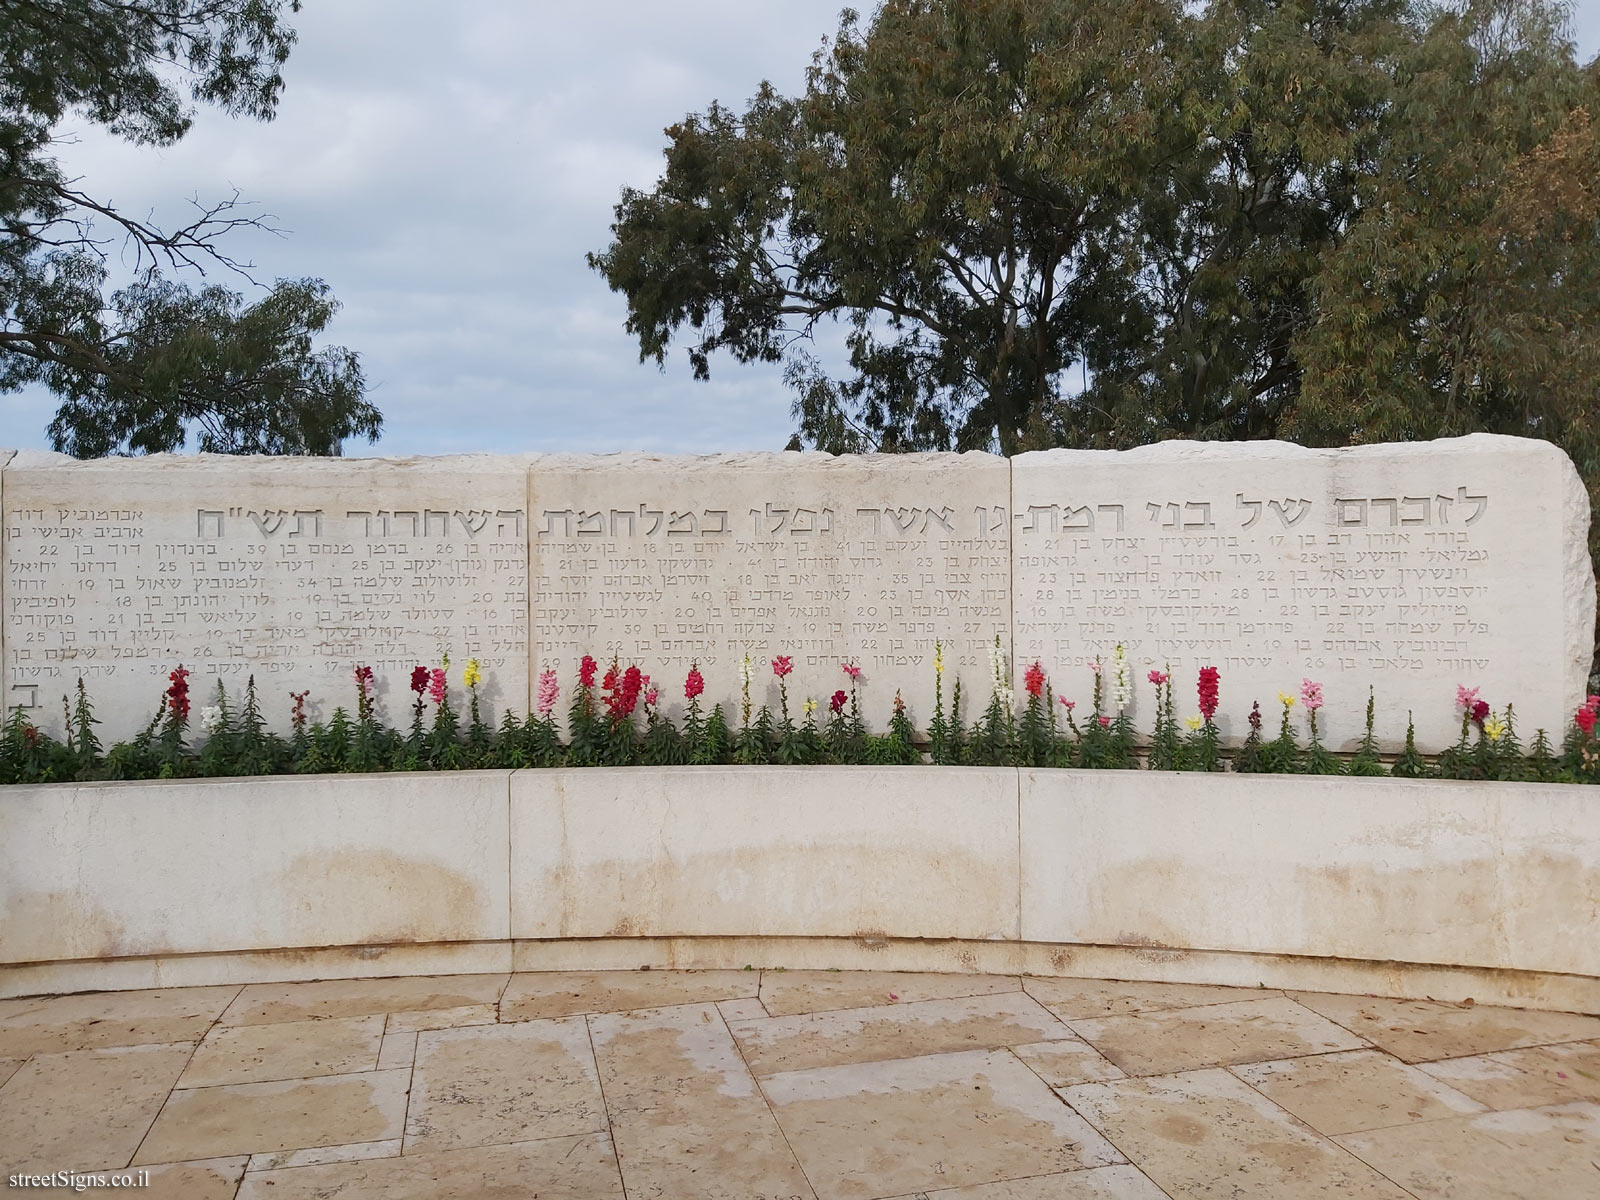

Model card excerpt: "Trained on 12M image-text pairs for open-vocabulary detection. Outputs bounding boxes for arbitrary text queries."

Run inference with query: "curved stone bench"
[2,767,1596,1014]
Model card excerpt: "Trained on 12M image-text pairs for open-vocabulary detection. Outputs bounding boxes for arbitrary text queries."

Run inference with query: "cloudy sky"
[4,1,1598,457]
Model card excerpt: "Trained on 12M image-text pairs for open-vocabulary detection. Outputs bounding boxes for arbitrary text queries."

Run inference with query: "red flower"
[772,655,793,678]
[578,655,597,688]
[1097,715,1111,729]
[410,666,429,694]
[1024,661,1045,697]
[604,664,644,722]
[602,664,618,693]
[1248,700,1262,731]
[1470,699,1489,727]
[22,724,40,748]
[830,689,847,713]
[1577,705,1597,736]
[166,665,191,721]
[685,665,705,700]
[1198,666,1220,722]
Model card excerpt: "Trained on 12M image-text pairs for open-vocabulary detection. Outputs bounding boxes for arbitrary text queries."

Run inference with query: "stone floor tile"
[0,1042,195,1172]
[179,1013,384,1087]
[221,974,507,1025]
[1336,1100,1600,1199]
[385,1002,498,1033]
[403,1017,606,1154]
[1010,1039,1126,1089]
[1069,995,1366,1077]
[717,996,771,1021]
[1417,1039,1600,1109]
[588,1002,813,1199]
[764,1048,1123,1200]
[879,1163,1169,1198]
[0,986,238,1057]
[377,1029,418,1069]
[0,1057,23,1087]
[1289,992,1600,1063]
[729,990,1076,1076]
[1023,976,1266,1020]
[236,1132,624,1199]
[499,969,756,1021]
[760,970,1021,1017]
[133,1068,410,1163]
[1061,1068,1412,1198]
[136,1157,248,1200]
[1232,1048,1487,1135]
[247,1138,403,1171]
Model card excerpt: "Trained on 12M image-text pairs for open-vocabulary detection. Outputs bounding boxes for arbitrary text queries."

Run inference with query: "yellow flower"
[933,641,945,676]
[803,697,817,716]
[462,658,482,688]
[1185,715,1202,731]
[1278,691,1296,708]
[1484,714,1506,741]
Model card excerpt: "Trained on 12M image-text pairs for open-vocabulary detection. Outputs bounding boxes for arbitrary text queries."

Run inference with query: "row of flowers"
[2,639,1596,785]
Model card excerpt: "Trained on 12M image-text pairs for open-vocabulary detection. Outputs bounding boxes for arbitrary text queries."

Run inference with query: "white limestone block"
[528,451,1010,732]
[2,451,531,740]
[1011,434,1593,751]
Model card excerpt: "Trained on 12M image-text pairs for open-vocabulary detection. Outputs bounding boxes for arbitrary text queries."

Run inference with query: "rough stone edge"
[0,447,11,727]
[2,937,1593,1016]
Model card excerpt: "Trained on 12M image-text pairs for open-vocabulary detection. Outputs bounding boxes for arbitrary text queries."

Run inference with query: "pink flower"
[1148,669,1167,685]
[427,667,447,706]
[1301,678,1324,711]
[645,687,659,707]
[1024,661,1045,697]
[685,665,705,700]
[1089,660,1102,675]
[842,661,862,680]
[1456,684,1480,712]
[773,655,793,678]
[1578,705,1598,736]
[1060,697,1075,711]
[535,668,560,717]
[1097,715,1111,728]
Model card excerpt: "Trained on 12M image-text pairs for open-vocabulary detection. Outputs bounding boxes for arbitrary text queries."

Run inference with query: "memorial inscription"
[1011,436,1590,750]
[3,453,531,741]
[529,452,1011,725]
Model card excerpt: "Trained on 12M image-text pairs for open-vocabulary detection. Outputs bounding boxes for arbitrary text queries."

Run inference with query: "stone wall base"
[6,937,1595,1015]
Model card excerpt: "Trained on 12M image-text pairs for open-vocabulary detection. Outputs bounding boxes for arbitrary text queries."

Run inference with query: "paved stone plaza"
[1,970,1598,1198]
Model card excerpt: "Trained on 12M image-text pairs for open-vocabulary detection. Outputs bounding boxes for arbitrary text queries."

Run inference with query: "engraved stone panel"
[3,452,530,741]
[1012,435,1594,751]
[0,448,13,729]
[529,452,1010,729]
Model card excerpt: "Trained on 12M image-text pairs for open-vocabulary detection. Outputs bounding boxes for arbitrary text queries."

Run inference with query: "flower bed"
[5,640,1597,786]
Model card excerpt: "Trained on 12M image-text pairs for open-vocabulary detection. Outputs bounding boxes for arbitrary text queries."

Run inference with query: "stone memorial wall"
[1,435,1591,751]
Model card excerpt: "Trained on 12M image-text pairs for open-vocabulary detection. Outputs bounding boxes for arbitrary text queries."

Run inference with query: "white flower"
[200,705,224,735]
[995,684,1015,712]
[988,635,1008,690]
[1112,643,1132,713]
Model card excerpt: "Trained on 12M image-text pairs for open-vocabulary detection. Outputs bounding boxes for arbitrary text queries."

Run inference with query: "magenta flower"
[1148,669,1167,685]
[842,661,862,680]
[773,655,793,678]
[1097,715,1111,728]
[1060,697,1075,711]
[428,667,447,706]
[645,687,659,707]
[685,665,705,699]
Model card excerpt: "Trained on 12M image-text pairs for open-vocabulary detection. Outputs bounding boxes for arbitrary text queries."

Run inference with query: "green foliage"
[1390,713,1430,778]
[700,703,732,765]
[1259,700,1304,775]
[1303,707,1346,777]
[1349,688,1387,776]
[1,1,380,455]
